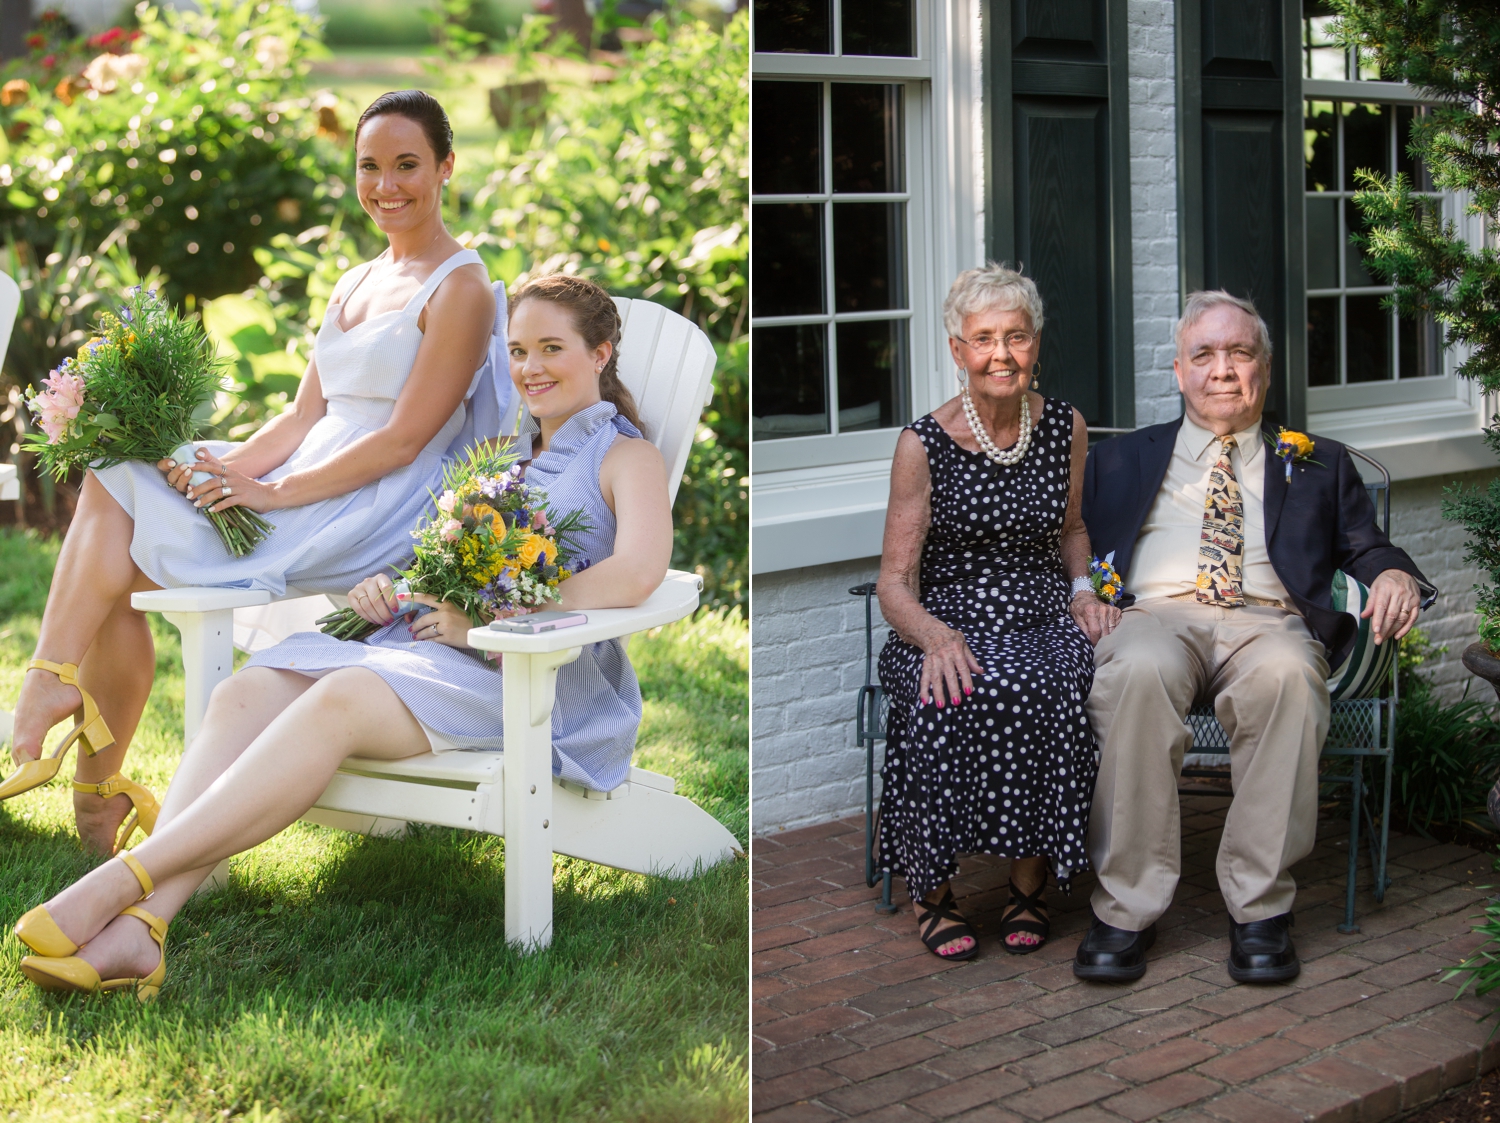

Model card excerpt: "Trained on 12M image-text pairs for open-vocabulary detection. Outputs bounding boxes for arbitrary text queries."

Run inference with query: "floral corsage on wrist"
[1266,428,1322,482]
[1089,552,1122,606]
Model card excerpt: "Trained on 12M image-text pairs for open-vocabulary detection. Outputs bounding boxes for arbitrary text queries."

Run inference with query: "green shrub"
[0,0,351,305]
[469,12,748,607]
[1383,628,1500,838]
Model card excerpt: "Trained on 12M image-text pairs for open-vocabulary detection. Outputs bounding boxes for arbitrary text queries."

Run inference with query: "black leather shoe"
[1073,913,1156,982]
[1228,913,1300,984]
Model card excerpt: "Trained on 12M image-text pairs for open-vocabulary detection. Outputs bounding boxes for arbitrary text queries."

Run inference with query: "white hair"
[942,263,1045,339]
[1173,290,1273,363]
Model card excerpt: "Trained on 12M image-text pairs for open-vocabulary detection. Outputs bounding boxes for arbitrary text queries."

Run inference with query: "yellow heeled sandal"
[0,660,115,802]
[19,905,167,1003]
[13,848,153,959]
[73,773,160,853]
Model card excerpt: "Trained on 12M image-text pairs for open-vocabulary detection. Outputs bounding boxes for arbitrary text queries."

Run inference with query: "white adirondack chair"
[131,297,739,949]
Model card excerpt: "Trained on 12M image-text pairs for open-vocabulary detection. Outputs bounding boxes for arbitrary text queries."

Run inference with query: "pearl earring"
[955,366,969,385]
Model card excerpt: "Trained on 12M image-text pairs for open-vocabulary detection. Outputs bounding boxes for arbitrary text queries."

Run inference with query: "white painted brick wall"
[751,558,889,834]
[1128,0,1182,426]
[1389,470,1500,701]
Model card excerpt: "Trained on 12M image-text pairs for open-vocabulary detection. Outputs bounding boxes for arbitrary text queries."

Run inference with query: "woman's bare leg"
[11,473,157,776]
[71,592,158,853]
[31,667,431,980]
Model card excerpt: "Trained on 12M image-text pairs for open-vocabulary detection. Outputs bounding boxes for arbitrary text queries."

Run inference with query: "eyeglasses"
[954,330,1038,356]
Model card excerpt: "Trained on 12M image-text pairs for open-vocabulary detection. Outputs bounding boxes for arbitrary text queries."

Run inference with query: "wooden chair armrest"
[466,570,703,654]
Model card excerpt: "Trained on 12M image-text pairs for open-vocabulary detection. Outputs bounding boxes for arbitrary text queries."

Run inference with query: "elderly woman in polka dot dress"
[874,264,1121,959]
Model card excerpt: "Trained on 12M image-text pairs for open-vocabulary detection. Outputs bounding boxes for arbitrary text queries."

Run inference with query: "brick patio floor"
[752,796,1500,1123]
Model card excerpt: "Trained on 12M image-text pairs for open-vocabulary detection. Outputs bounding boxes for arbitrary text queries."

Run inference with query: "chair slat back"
[0,272,19,374]
[613,297,716,507]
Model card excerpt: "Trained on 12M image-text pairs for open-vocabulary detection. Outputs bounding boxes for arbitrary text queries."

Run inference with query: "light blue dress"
[244,402,645,793]
[94,249,506,597]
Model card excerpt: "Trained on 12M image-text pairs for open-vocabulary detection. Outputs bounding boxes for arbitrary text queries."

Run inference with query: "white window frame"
[750,0,936,475]
[1301,78,1488,474]
[750,0,983,573]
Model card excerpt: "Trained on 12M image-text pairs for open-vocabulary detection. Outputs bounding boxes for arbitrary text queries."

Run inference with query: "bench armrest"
[466,570,703,654]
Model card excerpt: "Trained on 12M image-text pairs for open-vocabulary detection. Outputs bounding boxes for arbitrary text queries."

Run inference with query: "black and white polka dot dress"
[876,398,1097,900]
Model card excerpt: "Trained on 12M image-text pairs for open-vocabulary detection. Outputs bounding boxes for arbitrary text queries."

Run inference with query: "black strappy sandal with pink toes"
[998,877,1050,955]
[916,886,979,961]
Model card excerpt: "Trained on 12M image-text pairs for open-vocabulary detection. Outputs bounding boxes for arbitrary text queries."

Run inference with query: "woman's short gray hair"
[942,263,1045,339]
[1173,290,1273,363]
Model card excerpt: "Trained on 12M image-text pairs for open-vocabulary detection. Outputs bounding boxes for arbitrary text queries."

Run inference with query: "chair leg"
[1374,750,1393,903]
[877,869,896,914]
[1339,758,1363,934]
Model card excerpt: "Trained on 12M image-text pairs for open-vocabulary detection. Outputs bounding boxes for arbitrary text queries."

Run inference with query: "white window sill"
[750,459,891,574]
[752,402,1495,575]
[1309,395,1492,481]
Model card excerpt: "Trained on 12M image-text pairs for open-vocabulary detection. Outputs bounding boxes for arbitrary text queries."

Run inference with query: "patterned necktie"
[1196,435,1245,606]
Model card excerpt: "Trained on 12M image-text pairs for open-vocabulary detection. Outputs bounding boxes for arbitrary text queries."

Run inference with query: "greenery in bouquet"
[317,446,590,642]
[0,0,352,305]
[23,285,272,555]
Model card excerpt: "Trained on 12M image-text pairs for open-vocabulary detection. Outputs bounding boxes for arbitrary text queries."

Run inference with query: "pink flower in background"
[30,368,87,443]
[436,490,458,515]
[441,518,463,542]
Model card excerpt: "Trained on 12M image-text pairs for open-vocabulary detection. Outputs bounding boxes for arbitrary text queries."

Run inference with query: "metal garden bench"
[849,445,1398,933]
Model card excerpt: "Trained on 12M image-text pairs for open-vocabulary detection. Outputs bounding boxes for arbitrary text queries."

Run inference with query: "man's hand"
[1070,591,1122,646]
[1364,569,1422,646]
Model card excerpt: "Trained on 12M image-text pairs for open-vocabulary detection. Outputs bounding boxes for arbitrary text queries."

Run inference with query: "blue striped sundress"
[244,401,646,793]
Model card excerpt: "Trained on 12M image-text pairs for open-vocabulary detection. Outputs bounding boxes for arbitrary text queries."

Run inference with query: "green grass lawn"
[0,530,748,1121]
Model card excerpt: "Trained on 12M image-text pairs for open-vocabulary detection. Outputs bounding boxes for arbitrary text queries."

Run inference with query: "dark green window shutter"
[986,0,1134,429]
[1177,0,1306,429]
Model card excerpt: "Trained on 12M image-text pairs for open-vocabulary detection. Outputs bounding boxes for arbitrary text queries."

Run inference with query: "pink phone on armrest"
[488,610,588,634]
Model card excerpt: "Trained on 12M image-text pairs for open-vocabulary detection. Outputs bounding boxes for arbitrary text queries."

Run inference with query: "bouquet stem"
[315,607,380,642]
[204,506,274,558]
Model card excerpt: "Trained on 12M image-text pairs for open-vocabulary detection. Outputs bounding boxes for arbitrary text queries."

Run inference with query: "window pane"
[1303,3,1346,80]
[831,84,904,193]
[1308,296,1340,386]
[752,324,828,439]
[1396,105,1430,190]
[753,81,822,195]
[1306,197,1339,290]
[843,0,913,58]
[1305,100,1336,191]
[837,319,907,432]
[1356,47,1381,81]
[1342,103,1390,191]
[1343,199,1377,287]
[752,203,825,317]
[833,203,906,312]
[752,0,831,54]
[1398,312,1438,379]
[1346,294,1392,382]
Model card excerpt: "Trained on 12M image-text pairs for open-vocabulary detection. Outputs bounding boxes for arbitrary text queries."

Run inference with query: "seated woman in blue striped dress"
[10,276,673,1000]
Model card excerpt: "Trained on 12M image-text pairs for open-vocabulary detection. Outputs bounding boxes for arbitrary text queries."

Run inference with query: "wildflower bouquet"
[317,446,590,642]
[24,286,273,556]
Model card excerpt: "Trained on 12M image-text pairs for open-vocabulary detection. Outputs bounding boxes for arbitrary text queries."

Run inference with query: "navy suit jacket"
[1081,417,1435,667]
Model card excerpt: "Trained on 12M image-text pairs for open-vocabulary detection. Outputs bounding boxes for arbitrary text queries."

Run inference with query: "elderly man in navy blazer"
[1075,291,1434,985]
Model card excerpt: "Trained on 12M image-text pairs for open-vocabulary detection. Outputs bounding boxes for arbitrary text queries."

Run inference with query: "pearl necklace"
[961,386,1032,466]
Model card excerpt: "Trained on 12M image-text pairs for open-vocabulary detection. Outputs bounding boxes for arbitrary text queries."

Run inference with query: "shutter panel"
[987,0,1133,428]
[1178,0,1306,428]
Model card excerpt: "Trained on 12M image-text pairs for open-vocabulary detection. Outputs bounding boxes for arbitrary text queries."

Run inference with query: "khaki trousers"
[1085,597,1330,930]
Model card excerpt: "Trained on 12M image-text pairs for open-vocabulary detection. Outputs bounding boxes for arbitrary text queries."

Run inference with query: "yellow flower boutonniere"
[1266,428,1323,482]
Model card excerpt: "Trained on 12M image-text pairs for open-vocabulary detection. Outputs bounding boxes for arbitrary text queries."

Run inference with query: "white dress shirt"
[1129,416,1292,605]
